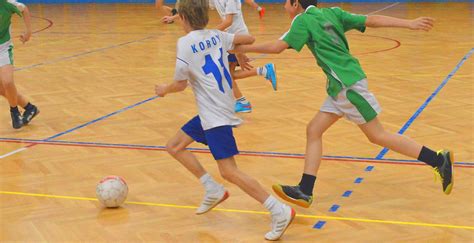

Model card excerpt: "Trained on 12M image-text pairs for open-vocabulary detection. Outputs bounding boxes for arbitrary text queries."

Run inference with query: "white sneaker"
[195,187,229,215]
[264,204,295,241]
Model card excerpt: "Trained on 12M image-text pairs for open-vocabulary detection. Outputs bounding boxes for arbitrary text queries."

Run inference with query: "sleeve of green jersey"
[7,2,23,17]
[334,7,367,33]
[282,15,309,52]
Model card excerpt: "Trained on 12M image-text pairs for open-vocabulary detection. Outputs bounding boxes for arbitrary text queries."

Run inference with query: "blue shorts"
[181,116,239,160]
[228,53,238,64]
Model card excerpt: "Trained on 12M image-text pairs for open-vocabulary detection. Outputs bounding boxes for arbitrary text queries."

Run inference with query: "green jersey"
[282,6,367,97]
[0,0,23,46]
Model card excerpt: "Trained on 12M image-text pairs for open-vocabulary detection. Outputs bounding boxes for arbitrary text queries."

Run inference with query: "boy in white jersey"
[0,0,39,129]
[162,0,277,113]
[154,0,294,240]
[160,0,265,24]
[212,0,276,113]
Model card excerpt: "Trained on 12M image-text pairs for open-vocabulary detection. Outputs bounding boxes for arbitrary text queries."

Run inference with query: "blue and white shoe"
[235,101,252,113]
[265,63,277,91]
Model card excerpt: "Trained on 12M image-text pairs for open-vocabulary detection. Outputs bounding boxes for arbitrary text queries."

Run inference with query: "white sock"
[263,195,283,215]
[236,96,249,104]
[199,173,221,193]
[257,66,267,77]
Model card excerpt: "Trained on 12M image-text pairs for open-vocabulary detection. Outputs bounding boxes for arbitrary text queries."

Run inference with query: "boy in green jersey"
[0,0,39,129]
[234,0,453,208]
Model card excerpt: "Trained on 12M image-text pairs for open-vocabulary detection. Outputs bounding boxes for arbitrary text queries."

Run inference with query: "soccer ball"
[96,176,128,208]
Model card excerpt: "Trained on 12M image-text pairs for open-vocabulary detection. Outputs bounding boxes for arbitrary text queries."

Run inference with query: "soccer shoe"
[235,101,252,113]
[433,150,454,195]
[22,105,39,125]
[258,7,265,20]
[10,110,23,129]
[196,187,229,215]
[272,184,313,208]
[264,63,277,91]
[265,204,296,241]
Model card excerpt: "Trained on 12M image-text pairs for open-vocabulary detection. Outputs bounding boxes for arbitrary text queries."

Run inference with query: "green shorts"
[0,45,13,67]
[320,79,382,124]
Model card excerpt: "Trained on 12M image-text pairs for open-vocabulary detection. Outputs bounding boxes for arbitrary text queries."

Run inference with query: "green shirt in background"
[0,0,23,46]
[283,5,368,97]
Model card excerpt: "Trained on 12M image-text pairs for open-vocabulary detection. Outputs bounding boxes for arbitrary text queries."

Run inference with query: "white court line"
[0,147,28,159]
[366,2,400,15]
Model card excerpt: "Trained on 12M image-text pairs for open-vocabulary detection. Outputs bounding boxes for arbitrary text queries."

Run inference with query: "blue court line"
[313,221,326,229]
[342,191,353,197]
[15,36,154,72]
[44,96,159,141]
[1,137,473,166]
[1,96,159,157]
[329,205,340,212]
[376,48,474,159]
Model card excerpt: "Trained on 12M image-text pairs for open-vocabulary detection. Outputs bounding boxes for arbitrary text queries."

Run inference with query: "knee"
[166,140,182,156]
[367,132,385,145]
[306,122,324,138]
[219,168,237,183]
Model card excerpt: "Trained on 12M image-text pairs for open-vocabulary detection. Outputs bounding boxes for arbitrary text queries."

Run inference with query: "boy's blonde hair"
[178,0,209,30]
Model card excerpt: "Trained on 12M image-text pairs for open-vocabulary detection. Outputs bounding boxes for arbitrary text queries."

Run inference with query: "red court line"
[1,139,472,168]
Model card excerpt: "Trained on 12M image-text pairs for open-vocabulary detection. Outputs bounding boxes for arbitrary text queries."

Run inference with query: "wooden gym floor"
[0,2,473,242]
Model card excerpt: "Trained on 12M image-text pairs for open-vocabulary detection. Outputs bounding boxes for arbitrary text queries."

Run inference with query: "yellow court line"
[1,190,473,230]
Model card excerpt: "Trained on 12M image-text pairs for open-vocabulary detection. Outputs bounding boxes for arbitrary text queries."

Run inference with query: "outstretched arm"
[233,40,289,54]
[155,80,188,97]
[366,15,434,31]
[20,6,32,43]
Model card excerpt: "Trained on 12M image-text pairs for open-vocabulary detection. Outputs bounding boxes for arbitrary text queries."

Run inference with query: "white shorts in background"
[0,45,14,67]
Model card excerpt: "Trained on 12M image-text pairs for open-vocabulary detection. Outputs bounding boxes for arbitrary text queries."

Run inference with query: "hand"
[161,15,175,24]
[155,84,168,97]
[236,53,253,71]
[409,17,434,31]
[20,31,31,43]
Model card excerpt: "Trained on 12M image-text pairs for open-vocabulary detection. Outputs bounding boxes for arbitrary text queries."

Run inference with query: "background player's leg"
[1,65,18,108]
[244,0,265,19]
[233,68,257,80]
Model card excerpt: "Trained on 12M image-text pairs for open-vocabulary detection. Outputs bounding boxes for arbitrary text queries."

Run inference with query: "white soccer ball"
[96,176,128,208]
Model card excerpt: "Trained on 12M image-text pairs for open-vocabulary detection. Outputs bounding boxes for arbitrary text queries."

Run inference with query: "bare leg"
[244,0,260,9]
[233,68,258,80]
[304,111,341,176]
[166,130,207,179]
[359,117,422,158]
[0,65,18,107]
[230,63,244,99]
[217,157,269,203]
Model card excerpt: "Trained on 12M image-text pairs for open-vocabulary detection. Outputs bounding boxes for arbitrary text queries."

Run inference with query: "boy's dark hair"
[178,0,209,30]
[290,0,318,10]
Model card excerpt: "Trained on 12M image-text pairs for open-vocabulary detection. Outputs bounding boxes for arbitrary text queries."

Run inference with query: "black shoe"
[10,110,23,129]
[434,150,454,195]
[23,105,39,125]
[272,184,313,208]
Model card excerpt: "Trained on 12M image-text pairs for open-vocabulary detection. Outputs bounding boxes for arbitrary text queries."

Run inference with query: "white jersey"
[213,0,249,35]
[174,29,242,130]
